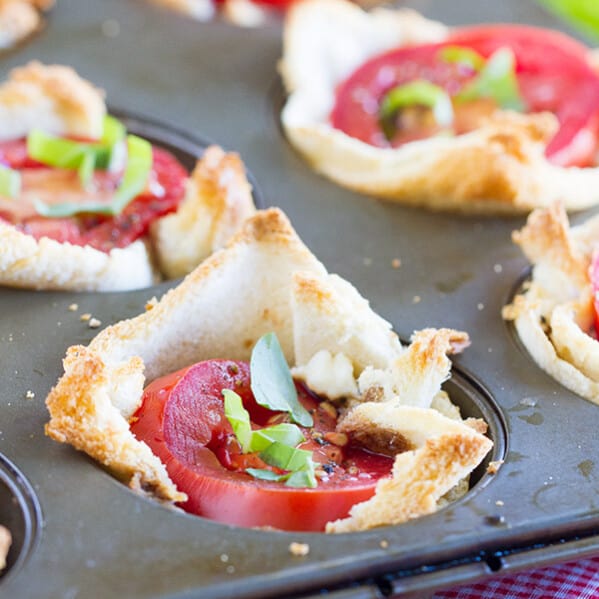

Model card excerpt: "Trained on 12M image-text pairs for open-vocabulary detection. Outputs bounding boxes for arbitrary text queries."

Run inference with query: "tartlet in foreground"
[45,208,492,532]
[504,202,599,405]
[281,0,599,214]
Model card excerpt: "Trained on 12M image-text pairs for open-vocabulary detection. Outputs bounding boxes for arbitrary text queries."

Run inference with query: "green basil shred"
[34,134,152,218]
[221,333,318,489]
[0,165,21,198]
[250,332,313,427]
[378,80,454,141]
[454,47,526,111]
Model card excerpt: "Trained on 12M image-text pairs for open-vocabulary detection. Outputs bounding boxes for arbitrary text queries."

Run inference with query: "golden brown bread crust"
[0,63,256,291]
[0,1,53,51]
[46,208,491,530]
[151,145,256,278]
[45,346,185,502]
[328,404,491,532]
[0,61,105,141]
[504,202,599,405]
[281,0,599,214]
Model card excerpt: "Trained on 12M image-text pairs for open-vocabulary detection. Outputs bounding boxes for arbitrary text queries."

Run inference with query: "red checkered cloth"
[433,556,599,598]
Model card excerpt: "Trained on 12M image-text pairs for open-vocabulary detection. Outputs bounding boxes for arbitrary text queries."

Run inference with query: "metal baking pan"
[0,0,598,597]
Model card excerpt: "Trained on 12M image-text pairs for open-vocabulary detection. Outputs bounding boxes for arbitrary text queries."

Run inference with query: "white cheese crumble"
[292,350,358,400]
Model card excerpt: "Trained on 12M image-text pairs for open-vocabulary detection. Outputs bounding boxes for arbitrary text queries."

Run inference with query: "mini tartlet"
[281,0,599,214]
[0,62,255,291]
[504,202,599,405]
[46,207,492,532]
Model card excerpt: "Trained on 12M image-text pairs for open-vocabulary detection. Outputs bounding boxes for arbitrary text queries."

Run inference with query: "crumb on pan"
[88,318,102,329]
[487,460,503,475]
[289,542,310,556]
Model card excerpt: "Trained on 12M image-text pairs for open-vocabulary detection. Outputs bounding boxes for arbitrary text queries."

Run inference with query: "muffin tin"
[0,0,598,597]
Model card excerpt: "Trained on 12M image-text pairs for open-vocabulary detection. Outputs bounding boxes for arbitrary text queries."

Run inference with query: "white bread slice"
[0,1,40,50]
[358,328,470,408]
[504,202,599,405]
[0,223,156,291]
[281,0,599,214]
[46,208,491,527]
[0,62,256,291]
[291,271,402,372]
[327,403,492,532]
[0,61,105,141]
[151,145,256,278]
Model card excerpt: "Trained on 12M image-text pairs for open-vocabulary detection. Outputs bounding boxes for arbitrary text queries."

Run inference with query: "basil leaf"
[34,134,152,218]
[250,332,313,427]
[27,129,108,170]
[245,468,288,482]
[538,0,599,43]
[455,48,526,111]
[260,442,317,488]
[101,115,127,147]
[248,423,305,453]
[379,80,454,141]
[223,389,252,453]
[77,150,96,187]
[0,165,21,198]
[223,389,305,454]
[285,470,317,489]
[438,45,486,71]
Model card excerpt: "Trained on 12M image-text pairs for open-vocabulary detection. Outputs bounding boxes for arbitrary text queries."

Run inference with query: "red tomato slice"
[331,25,599,167]
[590,248,599,335]
[130,360,393,532]
[0,140,187,252]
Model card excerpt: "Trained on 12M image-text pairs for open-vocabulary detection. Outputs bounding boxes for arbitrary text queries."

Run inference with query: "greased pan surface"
[0,1,598,597]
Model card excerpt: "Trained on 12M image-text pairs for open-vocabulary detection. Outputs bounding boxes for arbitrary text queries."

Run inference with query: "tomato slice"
[130,360,393,532]
[331,25,599,167]
[590,248,599,336]
[0,140,187,252]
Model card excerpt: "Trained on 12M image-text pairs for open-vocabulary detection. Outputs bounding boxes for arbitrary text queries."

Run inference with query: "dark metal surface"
[0,0,598,597]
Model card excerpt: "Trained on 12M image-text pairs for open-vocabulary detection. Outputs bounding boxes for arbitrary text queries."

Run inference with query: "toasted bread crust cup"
[0,63,256,291]
[46,208,492,531]
[281,0,599,214]
[504,202,599,405]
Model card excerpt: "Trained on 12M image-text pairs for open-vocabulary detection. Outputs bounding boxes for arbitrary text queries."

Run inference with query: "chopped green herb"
[34,134,152,218]
[537,0,599,44]
[0,165,21,198]
[260,442,317,488]
[249,423,305,453]
[223,389,305,453]
[250,333,313,427]
[455,48,526,111]
[438,45,486,71]
[245,468,288,482]
[223,389,252,453]
[378,80,454,141]
[101,115,127,147]
[27,115,126,177]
